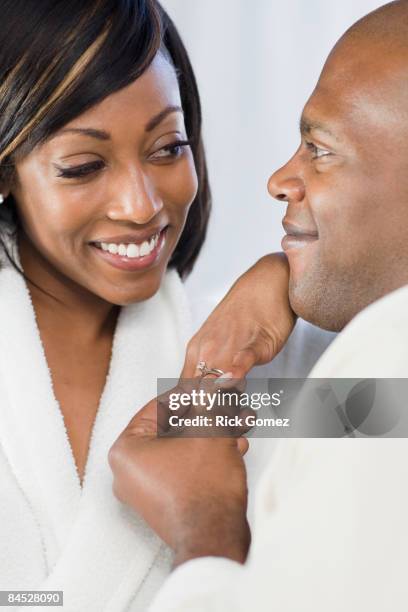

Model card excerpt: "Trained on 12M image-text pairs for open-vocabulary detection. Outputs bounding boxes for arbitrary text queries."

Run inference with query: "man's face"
[268,37,408,331]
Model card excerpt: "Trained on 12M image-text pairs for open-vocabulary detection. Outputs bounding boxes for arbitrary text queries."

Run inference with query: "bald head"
[315,1,408,163]
[268,0,408,331]
[321,1,408,99]
[345,0,408,44]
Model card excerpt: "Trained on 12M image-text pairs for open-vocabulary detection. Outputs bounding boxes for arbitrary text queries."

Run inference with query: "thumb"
[237,437,249,456]
[126,397,160,436]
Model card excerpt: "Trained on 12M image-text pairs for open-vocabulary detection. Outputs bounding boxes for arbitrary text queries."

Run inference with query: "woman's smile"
[89,225,168,271]
[0,0,211,606]
[8,53,200,306]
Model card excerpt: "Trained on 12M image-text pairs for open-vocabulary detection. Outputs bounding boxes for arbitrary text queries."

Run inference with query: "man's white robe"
[149,284,408,612]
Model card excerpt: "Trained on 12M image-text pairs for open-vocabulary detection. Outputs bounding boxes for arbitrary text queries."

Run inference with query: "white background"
[160,0,386,322]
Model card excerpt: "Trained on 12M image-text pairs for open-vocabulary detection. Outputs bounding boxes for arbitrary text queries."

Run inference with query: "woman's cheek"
[161,155,199,216]
[49,185,100,227]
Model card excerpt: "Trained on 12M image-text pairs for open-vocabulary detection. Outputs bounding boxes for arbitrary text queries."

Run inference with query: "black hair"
[0,0,211,287]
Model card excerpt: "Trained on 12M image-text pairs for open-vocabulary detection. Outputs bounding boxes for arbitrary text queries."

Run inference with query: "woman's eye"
[55,160,105,179]
[150,140,192,161]
[306,141,331,160]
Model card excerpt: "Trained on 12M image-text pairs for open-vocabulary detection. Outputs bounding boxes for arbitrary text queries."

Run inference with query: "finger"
[126,397,159,435]
[230,346,259,377]
[180,337,227,379]
[237,437,249,456]
[180,340,200,379]
[126,384,194,436]
[157,381,201,432]
[236,408,256,436]
[182,337,237,381]
[213,374,247,393]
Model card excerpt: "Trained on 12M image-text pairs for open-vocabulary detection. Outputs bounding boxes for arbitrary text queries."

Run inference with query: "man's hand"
[108,395,250,568]
[182,253,296,379]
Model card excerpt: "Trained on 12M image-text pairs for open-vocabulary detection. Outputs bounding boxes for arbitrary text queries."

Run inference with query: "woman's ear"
[0,184,12,200]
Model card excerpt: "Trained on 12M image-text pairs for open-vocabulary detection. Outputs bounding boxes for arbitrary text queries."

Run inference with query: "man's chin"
[288,282,348,333]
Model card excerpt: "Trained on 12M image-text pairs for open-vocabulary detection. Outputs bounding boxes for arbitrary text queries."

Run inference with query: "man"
[109,2,408,610]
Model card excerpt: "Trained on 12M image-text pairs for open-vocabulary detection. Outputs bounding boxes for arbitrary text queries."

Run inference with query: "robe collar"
[0,223,191,607]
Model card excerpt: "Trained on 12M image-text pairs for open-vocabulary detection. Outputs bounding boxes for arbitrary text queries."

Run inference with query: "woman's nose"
[106,169,163,224]
[267,161,305,204]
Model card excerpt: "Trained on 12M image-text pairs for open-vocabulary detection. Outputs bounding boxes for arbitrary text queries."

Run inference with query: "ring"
[197,360,225,378]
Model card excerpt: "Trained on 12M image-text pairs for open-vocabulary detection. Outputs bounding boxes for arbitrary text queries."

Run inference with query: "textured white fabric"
[245,319,336,520]
[190,298,336,520]
[148,284,408,612]
[0,221,335,611]
[0,224,191,612]
[308,284,408,378]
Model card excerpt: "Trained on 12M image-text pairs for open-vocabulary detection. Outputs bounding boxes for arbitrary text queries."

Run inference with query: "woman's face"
[9,53,198,305]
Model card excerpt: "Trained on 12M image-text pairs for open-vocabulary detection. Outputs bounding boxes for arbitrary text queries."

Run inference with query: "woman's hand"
[108,393,250,568]
[182,252,296,379]
[108,254,295,568]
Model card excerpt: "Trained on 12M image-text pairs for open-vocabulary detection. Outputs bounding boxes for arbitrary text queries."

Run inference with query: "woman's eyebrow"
[50,105,184,142]
[145,105,183,132]
[52,127,110,141]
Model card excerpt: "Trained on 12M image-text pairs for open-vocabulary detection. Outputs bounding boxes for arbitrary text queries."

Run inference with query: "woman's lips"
[90,227,167,271]
[281,233,319,252]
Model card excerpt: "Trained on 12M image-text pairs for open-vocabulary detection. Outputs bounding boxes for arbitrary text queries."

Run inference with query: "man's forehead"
[304,0,408,140]
[299,90,345,142]
[315,32,408,127]
[299,114,337,140]
[302,56,404,141]
[300,84,408,166]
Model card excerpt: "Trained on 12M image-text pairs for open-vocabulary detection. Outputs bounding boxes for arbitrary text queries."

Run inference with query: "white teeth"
[97,231,161,258]
[126,243,140,258]
[139,240,150,256]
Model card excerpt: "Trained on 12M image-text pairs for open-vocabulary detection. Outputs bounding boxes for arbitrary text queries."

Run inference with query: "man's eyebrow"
[145,105,183,132]
[299,117,336,139]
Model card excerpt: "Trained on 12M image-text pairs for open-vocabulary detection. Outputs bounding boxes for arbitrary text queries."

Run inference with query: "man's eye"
[55,160,105,178]
[306,142,331,159]
[150,140,192,161]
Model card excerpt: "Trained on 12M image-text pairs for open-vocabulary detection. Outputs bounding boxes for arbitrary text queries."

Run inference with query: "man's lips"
[281,221,319,252]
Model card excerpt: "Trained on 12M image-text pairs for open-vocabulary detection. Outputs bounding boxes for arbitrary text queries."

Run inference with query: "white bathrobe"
[148,284,408,612]
[0,224,191,611]
[0,222,334,611]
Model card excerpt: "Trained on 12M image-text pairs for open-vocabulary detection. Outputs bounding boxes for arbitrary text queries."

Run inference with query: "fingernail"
[214,372,234,385]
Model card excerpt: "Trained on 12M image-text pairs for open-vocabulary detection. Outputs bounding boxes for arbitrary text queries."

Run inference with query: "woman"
[0,0,211,609]
[0,0,328,608]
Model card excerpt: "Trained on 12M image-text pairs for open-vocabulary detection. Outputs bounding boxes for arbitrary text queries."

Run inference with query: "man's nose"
[267,159,305,204]
[106,168,163,224]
